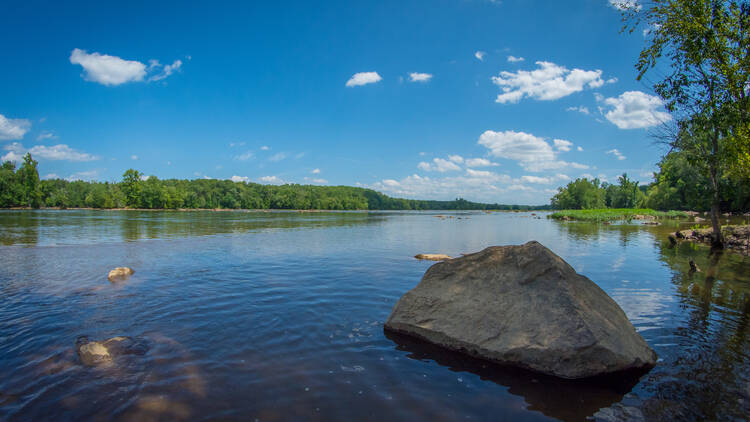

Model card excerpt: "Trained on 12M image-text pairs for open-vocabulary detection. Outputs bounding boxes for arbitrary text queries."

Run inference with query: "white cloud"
[577,146,584,151]
[465,158,499,167]
[448,155,464,164]
[304,177,328,184]
[491,61,604,103]
[229,141,246,147]
[66,170,99,182]
[0,114,31,141]
[260,145,270,150]
[507,55,525,63]
[606,77,618,84]
[2,142,99,162]
[148,59,182,82]
[417,157,462,172]
[36,132,57,141]
[69,48,182,86]
[409,72,433,83]
[600,91,672,129]
[131,155,138,160]
[520,174,570,184]
[346,71,382,87]
[43,173,58,180]
[269,152,287,162]
[70,48,147,86]
[234,151,254,161]
[553,139,573,152]
[566,106,590,115]
[475,51,486,61]
[311,168,321,174]
[609,0,641,11]
[607,149,627,160]
[230,175,250,183]
[259,175,286,185]
[477,130,589,172]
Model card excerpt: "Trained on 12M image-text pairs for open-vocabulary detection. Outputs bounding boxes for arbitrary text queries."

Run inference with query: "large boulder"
[384,241,657,379]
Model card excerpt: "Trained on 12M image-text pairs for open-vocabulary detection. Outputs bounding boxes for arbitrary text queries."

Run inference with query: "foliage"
[625,0,750,245]
[0,165,551,211]
[550,209,687,222]
[551,174,647,210]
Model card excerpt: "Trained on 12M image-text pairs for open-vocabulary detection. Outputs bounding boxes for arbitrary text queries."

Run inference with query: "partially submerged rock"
[108,267,134,282]
[76,336,146,366]
[673,225,750,255]
[387,241,657,379]
[414,254,452,261]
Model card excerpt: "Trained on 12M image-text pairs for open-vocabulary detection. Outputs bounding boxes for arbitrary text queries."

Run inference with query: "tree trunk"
[709,129,724,250]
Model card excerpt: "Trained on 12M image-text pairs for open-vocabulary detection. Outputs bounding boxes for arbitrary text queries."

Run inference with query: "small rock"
[414,254,452,261]
[108,267,134,282]
[76,336,141,366]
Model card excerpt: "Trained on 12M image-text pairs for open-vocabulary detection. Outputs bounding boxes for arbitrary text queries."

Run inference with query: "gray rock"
[384,241,657,379]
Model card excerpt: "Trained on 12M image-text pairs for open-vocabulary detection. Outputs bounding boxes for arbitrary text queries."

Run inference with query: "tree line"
[0,159,548,211]
[551,150,750,212]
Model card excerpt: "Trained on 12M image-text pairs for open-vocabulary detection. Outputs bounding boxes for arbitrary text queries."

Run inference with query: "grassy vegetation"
[550,208,688,222]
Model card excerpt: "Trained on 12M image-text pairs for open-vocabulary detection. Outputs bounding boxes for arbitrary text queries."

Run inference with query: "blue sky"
[0,0,668,204]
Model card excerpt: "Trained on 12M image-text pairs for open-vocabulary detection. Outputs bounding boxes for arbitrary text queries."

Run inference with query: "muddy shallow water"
[0,210,748,421]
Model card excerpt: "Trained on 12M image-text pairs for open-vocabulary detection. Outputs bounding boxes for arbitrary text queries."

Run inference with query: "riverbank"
[672,225,750,255]
[550,208,688,222]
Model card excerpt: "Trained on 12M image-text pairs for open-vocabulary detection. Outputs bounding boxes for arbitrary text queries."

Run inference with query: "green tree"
[121,169,143,208]
[625,0,750,247]
[18,153,42,208]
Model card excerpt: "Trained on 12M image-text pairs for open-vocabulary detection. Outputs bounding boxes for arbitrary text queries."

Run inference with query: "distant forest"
[0,155,548,211]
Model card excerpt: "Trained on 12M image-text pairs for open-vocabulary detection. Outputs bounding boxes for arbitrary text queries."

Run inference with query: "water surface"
[1,210,749,421]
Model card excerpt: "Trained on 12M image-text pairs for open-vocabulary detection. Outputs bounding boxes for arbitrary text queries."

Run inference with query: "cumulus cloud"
[607,149,627,160]
[131,155,138,160]
[600,91,672,129]
[259,175,286,185]
[409,72,433,83]
[507,55,524,63]
[2,142,99,162]
[520,174,570,184]
[346,72,382,87]
[260,145,270,150]
[311,168,321,174]
[477,130,588,172]
[577,146,584,151]
[417,157,462,172]
[492,61,604,103]
[69,48,182,86]
[230,175,250,183]
[553,139,573,152]
[0,114,31,141]
[475,51,486,61]
[566,106,590,115]
[465,158,499,167]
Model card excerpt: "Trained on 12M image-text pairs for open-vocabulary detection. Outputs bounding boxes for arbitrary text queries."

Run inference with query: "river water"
[0,210,748,421]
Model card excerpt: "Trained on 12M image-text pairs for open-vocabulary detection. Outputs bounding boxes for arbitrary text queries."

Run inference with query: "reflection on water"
[0,210,749,421]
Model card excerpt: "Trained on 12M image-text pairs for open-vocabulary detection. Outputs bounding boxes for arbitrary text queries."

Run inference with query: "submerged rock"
[673,225,750,255]
[414,254,452,261]
[386,241,657,379]
[76,336,146,366]
[108,267,134,282]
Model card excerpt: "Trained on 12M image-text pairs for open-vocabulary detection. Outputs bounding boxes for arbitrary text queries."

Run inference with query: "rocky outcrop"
[414,254,452,261]
[673,225,750,255]
[386,241,657,379]
[108,267,134,282]
[76,336,144,366]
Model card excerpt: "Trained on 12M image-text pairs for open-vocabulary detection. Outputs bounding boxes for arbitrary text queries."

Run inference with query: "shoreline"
[0,207,549,213]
